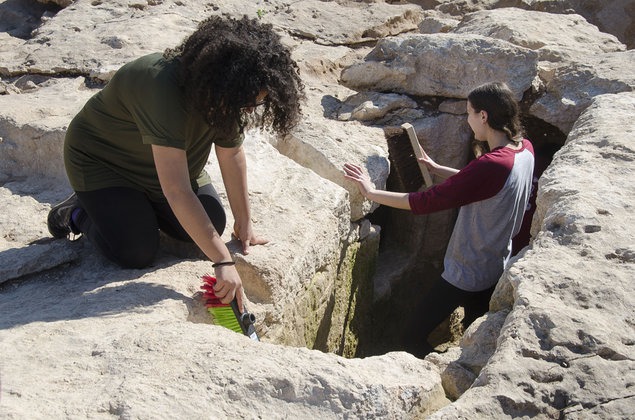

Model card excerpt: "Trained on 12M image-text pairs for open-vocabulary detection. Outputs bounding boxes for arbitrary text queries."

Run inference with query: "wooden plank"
[401,123,433,188]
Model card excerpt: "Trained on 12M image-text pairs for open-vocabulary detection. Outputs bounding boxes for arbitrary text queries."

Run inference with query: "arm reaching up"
[417,147,459,180]
[343,163,411,210]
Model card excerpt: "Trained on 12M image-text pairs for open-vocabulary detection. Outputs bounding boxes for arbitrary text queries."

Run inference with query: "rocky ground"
[1,0,633,418]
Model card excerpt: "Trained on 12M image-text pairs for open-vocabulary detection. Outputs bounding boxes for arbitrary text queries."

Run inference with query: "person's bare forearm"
[217,145,250,225]
[431,165,459,179]
[365,189,411,210]
[152,143,242,307]
[216,144,269,253]
[343,162,412,210]
[165,188,232,262]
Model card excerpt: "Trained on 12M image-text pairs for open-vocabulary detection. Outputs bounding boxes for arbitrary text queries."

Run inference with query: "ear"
[480,110,489,124]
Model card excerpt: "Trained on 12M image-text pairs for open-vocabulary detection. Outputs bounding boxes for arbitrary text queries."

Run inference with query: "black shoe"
[47,193,80,239]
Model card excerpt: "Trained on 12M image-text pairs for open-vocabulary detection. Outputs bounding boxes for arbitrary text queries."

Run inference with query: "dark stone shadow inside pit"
[0,0,62,40]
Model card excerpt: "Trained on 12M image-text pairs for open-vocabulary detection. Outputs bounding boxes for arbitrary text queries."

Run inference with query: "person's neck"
[486,130,516,151]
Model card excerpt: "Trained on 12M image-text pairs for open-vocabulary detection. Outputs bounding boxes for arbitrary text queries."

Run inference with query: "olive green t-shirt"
[64,52,243,202]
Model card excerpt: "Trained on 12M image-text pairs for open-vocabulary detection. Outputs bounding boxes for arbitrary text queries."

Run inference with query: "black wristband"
[212,261,236,268]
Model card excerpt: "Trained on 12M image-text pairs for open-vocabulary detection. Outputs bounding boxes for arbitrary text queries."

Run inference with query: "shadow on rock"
[0,242,193,329]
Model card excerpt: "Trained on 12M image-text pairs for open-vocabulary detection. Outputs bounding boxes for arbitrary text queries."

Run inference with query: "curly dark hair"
[164,15,304,135]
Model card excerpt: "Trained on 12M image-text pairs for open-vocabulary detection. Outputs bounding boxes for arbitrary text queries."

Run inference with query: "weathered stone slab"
[453,8,625,62]
[206,132,349,303]
[340,33,538,100]
[153,130,360,349]
[0,256,449,418]
[0,177,80,284]
[1,0,422,77]
[1,1,198,77]
[436,0,635,49]
[205,132,367,349]
[0,240,79,284]
[0,77,93,179]
[276,40,392,221]
[266,0,423,46]
[530,50,635,133]
[336,91,419,122]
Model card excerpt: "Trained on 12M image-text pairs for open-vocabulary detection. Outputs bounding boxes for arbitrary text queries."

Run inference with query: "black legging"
[74,184,226,269]
[401,276,495,358]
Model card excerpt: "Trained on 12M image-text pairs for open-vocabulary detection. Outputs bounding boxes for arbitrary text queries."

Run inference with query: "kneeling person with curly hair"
[48,16,304,312]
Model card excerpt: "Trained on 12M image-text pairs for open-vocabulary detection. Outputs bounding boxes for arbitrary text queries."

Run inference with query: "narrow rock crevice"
[354,109,565,359]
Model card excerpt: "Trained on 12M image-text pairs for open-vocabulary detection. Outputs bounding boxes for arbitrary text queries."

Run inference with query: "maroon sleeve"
[408,150,513,215]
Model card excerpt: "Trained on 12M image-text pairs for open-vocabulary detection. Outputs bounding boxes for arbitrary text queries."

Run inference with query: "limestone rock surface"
[454,8,625,62]
[341,32,538,100]
[1,0,634,418]
[436,0,635,49]
[530,50,635,133]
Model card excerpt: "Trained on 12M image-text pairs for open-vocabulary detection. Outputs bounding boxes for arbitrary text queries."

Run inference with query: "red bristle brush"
[201,275,259,341]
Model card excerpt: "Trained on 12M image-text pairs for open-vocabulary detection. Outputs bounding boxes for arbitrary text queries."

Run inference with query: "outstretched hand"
[344,162,412,210]
[343,163,375,198]
[233,220,268,255]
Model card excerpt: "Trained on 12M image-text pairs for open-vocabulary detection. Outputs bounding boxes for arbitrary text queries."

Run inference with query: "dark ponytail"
[468,82,523,142]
